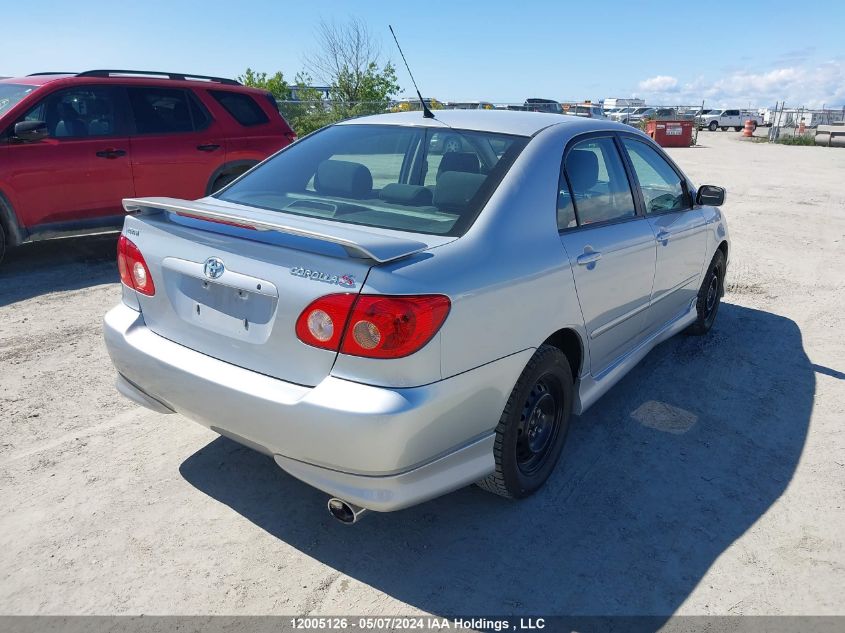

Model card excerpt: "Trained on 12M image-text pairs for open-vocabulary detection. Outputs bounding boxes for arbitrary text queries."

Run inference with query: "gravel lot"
[1,130,843,617]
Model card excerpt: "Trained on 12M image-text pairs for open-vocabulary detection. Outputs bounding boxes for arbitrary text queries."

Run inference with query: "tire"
[477,345,574,499]
[443,135,461,154]
[720,127,728,131]
[210,172,240,194]
[708,121,718,131]
[686,249,726,336]
[0,221,6,266]
[734,126,742,132]
[751,121,758,131]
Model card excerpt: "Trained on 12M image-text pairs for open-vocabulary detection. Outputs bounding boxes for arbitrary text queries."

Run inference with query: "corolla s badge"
[203,257,225,280]
[290,266,355,287]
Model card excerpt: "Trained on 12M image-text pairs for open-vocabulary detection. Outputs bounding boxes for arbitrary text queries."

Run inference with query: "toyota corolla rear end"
[103,117,532,515]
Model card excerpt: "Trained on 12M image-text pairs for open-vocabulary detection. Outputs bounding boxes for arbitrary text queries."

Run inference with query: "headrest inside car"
[437,152,479,179]
[314,160,373,199]
[379,183,433,206]
[433,171,486,210]
[565,149,599,192]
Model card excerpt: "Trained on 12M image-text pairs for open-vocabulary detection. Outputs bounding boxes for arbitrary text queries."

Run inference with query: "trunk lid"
[122,197,454,386]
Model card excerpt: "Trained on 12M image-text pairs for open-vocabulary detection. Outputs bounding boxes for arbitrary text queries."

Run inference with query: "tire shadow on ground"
[180,303,813,619]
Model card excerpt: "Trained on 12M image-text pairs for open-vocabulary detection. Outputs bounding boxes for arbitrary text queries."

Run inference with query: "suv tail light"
[296,294,450,359]
[117,235,156,296]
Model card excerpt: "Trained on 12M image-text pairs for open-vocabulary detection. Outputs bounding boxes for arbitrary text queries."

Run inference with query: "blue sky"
[4,0,844,108]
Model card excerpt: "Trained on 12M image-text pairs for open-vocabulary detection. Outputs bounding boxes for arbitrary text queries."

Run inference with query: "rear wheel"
[720,126,728,131]
[0,221,6,266]
[686,249,725,336]
[208,164,257,195]
[210,172,240,194]
[734,126,742,132]
[477,345,573,499]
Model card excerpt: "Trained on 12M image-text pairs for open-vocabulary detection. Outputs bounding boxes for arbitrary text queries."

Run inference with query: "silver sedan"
[103,110,729,523]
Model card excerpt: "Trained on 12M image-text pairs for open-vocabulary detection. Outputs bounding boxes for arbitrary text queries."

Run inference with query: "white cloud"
[638,75,678,92]
[635,61,845,108]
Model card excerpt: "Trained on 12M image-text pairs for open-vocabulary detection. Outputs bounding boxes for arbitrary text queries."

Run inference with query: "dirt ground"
[1,130,843,617]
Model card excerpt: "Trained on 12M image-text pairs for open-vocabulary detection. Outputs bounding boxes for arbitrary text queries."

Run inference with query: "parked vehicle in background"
[524,98,563,114]
[103,110,730,522]
[564,103,607,119]
[609,107,634,122]
[0,70,295,263]
[447,101,496,110]
[623,107,657,125]
[696,109,763,131]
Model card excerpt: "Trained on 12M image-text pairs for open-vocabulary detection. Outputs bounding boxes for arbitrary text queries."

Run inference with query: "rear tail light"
[295,294,450,359]
[295,294,357,351]
[117,235,156,296]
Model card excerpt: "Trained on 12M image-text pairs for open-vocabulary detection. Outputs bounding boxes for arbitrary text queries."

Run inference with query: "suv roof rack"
[27,72,76,76]
[75,69,241,85]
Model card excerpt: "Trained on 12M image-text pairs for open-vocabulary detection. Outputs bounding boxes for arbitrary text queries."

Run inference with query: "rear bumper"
[104,304,531,511]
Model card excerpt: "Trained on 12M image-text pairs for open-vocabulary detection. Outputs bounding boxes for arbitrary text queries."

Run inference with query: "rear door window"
[209,90,270,126]
[127,87,209,134]
[558,136,637,229]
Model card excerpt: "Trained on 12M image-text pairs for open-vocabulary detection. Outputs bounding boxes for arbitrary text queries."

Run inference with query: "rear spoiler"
[122,197,431,264]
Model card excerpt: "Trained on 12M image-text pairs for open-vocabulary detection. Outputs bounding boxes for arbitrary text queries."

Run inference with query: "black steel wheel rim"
[516,374,564,475]
[703,263,722,327]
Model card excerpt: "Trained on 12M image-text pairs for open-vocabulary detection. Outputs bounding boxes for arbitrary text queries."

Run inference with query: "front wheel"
[721,126,729,131]
[477,345,573,499]
[734,126,743,132]
[708,121,718,131]
[686,249,725,336]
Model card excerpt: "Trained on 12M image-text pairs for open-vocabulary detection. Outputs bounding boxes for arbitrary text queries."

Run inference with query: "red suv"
[0,70,296,262]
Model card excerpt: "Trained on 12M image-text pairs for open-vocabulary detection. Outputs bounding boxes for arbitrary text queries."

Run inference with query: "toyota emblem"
[203,257,225,280]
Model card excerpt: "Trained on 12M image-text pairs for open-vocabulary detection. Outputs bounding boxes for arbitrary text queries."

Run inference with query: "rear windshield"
[216,124,528,236]
[0,84,38,117]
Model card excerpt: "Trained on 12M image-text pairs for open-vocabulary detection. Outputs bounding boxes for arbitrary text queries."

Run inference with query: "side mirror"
[696,184,726,207]
[13,120,49,142]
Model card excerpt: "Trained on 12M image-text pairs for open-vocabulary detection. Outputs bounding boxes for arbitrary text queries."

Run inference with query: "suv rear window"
[127,87,209,134]
[210,90,269,126]
[216,124,528,236]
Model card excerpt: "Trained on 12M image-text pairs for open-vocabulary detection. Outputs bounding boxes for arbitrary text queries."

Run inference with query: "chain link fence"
[274,97,845,146]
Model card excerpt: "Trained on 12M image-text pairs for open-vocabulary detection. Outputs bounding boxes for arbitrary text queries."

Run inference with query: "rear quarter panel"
[194,88,291,163]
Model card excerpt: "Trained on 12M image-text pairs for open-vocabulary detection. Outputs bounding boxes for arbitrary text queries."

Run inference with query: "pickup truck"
[697,109,764,132]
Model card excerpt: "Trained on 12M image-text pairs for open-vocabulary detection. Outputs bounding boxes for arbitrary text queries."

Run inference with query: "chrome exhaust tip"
[327,498,368,524]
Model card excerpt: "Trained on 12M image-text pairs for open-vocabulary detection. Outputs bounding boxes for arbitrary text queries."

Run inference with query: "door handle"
[576,251,602,266]
[95,148,126,159]
[196,143,221,152]
[656,229,671,242]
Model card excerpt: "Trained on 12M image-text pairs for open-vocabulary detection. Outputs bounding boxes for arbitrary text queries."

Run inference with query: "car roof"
[0,74,68,86]
[340,109,594,137]
[0,73,262,93]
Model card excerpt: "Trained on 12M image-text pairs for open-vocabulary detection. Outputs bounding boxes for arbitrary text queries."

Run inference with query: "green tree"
[237,68,291,101]
[237,18,402,137]
[305,17,401,117]
[283,72,334,137]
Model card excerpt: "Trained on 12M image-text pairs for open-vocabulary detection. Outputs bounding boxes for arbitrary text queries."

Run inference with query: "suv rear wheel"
[0,221,6,265]
[477,345,573,499]
[208,163,258,195]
